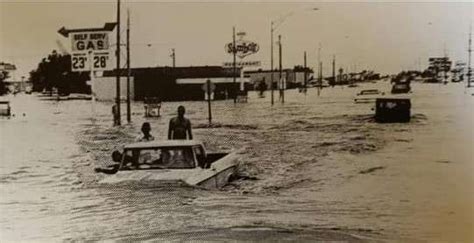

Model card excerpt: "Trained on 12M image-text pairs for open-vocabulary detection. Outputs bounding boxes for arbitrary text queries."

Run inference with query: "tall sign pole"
[126,7,131,123]
[115,0,121,126]
[58,23,115,122]
[225,29,259,102]
[233,27,237,103]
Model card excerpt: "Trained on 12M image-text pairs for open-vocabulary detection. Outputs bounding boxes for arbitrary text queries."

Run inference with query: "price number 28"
[93,55,108,69]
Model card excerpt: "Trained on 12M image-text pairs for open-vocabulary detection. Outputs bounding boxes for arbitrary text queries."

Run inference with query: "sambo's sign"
[71,32,109,52]
[226,32,259,59]
[226,40,259,59]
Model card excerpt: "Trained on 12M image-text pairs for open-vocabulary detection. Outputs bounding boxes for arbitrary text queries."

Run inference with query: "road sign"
[71,51,111,72]
[201,81,216,92]
[58,23,116,38]
[68,30,112,72]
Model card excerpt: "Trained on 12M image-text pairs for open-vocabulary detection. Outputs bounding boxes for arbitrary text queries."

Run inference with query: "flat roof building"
[102,66,248,101]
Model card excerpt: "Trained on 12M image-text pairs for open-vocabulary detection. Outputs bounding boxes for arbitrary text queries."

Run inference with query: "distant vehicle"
[0,101,11,117]
[96,140,239,189]
[375,98,411,123]
[144,97,161,117]
[67,93,92,100]
[348,83,359,88]
[391,83,411,94]
[423,77,442,83]
[354,89,385,103]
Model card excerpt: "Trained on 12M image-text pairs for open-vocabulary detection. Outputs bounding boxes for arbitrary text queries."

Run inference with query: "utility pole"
[171,48,176,68]
[332,55,336,86]
[233,27,237,103]
[317,43,321,95]
[89,50,96,119]
[126,7,131,123]
[304,51,307,91]
[270,22,274,105]
[115,0,121,126]
[468,24,472,88]
[278,35,283,103]
[319,61,323,85]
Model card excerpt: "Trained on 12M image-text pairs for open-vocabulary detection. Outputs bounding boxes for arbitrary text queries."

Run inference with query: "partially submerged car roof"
[124,140,204,149]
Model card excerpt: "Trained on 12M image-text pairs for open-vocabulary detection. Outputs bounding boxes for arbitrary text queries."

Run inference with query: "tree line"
[29,50,90,95]
[0,70,9,95]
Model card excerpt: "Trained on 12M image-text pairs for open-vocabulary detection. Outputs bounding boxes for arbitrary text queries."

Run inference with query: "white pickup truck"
[95,140,239,189]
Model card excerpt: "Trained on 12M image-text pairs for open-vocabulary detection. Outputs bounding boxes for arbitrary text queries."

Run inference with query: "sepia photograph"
[0,0,473,241]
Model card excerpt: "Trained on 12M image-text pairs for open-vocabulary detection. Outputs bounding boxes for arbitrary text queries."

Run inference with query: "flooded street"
[1,82,473,241]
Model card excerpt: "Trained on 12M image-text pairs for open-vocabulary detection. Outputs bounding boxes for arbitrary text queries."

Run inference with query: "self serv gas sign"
[70,31,111,72]
[71,32,109,52]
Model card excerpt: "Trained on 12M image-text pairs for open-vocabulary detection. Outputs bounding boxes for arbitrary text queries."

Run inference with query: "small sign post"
[203,79,213,125]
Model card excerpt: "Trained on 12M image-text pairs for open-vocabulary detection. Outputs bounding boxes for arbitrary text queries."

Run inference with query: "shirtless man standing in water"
[168,106,193,140]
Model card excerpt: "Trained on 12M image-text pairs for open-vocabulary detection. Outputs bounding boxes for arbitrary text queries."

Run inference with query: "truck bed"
[203,153,228,168]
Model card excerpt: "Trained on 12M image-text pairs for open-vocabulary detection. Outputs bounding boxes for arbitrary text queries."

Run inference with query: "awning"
[176,77,250,84]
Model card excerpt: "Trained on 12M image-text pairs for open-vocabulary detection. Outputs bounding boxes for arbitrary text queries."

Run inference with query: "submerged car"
[354,89,385,103]
[95,140,239,189]
[0,101,11,117]
[375,98,411,123]
[391,83,411,94]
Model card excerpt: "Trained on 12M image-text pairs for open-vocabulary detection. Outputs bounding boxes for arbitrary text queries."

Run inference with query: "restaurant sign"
[225,32,259,59]
[223,61,261,68]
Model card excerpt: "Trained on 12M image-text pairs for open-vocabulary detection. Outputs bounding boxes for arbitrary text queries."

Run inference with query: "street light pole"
[270,7,319,104]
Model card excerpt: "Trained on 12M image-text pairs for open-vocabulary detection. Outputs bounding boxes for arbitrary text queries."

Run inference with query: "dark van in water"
[391,83,411,94]
[0,101,11,117]
[375,98,411,123]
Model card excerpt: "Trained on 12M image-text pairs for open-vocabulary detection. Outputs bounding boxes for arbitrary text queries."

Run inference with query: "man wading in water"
[168,106,193,140]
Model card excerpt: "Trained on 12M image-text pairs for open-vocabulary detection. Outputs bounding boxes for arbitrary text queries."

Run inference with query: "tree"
[0,70,9,95]
[30,50,90,94]
[0,62,14,95]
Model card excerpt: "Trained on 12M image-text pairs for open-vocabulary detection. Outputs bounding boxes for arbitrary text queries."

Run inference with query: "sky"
[1,1,473,80]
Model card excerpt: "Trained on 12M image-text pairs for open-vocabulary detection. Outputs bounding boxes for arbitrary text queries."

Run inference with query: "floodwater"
[0,82,473,241]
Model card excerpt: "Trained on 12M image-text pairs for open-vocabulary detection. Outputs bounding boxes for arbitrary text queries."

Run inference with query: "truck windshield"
[122,147,195,170]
